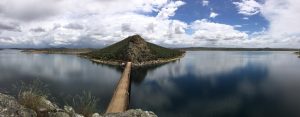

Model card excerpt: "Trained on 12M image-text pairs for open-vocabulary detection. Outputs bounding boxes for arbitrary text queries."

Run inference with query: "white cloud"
[191,19,248,46]
[156,1,185,20]
[243,0,300,48]
[0,0,61,21]
[243,17,249,20]
[233,0,262,16]
[0,0,190,48]
[261,0,300,36]
[202,0,209,6]
[230,0,300,48]
[209,12,219,18]
[30,27,46,32]
[0,22,21,32]
[234,25,242,28]
[0,0,299,48]
[63,23,84,30]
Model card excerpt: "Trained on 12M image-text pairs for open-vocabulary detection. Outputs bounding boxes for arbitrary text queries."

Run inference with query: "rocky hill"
[84,35,184,66]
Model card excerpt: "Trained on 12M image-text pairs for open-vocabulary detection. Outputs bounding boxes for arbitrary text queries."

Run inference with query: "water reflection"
[131,61,178,84]
[130,51,300,117]
[0,50,121,112]
[1,50,300,117]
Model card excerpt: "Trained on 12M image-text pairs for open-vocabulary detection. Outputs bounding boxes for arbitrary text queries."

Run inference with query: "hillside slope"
[84,35,184,65]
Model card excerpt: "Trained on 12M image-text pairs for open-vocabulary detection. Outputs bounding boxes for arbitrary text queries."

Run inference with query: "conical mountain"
[85,35,184,65]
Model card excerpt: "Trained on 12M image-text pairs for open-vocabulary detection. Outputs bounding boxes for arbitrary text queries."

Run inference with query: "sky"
[0,0,299,48]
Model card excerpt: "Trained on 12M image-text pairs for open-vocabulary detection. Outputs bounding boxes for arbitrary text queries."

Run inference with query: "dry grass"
[66,91,99,117]
[12,80,99,117]
[13,79,51,112]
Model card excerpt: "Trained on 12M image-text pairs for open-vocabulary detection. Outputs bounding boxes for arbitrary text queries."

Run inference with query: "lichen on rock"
[0,93,37,117]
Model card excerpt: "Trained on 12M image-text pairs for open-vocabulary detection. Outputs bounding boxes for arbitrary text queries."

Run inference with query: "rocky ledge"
[0,93,157,117]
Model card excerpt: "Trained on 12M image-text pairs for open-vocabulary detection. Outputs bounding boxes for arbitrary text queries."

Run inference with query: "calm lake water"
[1,50,300,117]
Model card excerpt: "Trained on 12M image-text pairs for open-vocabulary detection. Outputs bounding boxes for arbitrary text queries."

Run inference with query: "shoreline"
[83,54,185,67]
[20,49,185,67]
[294,51,300,58]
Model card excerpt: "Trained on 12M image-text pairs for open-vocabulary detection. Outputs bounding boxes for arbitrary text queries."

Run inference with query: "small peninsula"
[295,51,300,58]
[82,35,185,66]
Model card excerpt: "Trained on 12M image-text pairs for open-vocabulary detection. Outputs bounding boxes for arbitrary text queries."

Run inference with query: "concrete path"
[106,62,132,113]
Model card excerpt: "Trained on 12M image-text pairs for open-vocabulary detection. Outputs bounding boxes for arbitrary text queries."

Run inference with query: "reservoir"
[1,50,300,117]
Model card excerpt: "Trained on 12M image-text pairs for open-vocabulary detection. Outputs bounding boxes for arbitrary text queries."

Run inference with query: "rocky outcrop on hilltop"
[0,93,157,117]
[125,35,154,63]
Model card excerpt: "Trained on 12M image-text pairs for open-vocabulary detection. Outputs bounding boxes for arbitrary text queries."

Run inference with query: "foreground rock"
[0,93,157,117]
[0,93,37,117]
[102,109,157,117]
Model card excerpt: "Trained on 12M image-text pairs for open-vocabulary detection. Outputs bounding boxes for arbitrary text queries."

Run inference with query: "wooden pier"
[106,62,132,113]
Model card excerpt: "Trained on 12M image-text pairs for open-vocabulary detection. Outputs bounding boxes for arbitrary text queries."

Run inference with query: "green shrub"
[84,37,184,62]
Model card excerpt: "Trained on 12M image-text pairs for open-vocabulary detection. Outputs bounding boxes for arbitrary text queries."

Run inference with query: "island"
[82,35,185,66]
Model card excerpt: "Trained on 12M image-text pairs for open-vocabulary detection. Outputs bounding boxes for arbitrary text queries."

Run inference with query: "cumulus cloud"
[0,0,299,48]
[202,0,209,6]
[242,0,300,48]
[156,1,185,20]
[0,0,172,47]
[243,17,249,20]
[234,25,242,28]
[191,19,248,46]
[0,36,16,47]
[0,22,21,32]
[0,0,61,21]
[63,23,84,30]
[30,27,46,32]
[0,37,13,41]
[209,12,219,18]
[261,0,300,36]
[233,0,262,16]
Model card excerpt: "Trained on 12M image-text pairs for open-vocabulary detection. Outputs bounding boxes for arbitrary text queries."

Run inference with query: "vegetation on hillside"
[147,42,184,59]
[84,35,184,63]
[84,37,133,61]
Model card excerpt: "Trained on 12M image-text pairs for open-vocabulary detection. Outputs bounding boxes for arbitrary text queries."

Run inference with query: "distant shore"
[18,47,300,53]
[21,48,93,54]
[179,47,300,51]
